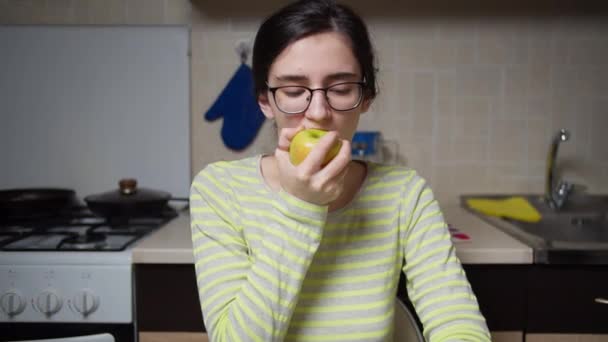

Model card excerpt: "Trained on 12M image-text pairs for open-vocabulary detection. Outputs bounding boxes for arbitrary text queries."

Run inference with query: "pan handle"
[169,197,189,202]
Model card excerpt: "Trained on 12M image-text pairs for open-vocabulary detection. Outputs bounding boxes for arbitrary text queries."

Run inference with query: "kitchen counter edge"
[132,205,533,265]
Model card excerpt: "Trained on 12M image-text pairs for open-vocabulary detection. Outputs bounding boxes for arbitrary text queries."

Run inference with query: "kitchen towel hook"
[235,40,250,64]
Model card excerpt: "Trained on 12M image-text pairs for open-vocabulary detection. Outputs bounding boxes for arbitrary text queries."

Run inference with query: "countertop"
[132,205,533,265]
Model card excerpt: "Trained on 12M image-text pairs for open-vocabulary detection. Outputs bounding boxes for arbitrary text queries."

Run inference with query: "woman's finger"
[315,139,351,181]
[297,131,340,174]
[277,125,305,152]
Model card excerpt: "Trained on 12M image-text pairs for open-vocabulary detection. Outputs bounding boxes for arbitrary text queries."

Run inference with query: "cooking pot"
[84,178,185,218]
[0,188,78,219]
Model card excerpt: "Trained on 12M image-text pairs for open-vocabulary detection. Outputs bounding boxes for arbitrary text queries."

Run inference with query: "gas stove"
[0,206,178,342]
[0,206,177,252]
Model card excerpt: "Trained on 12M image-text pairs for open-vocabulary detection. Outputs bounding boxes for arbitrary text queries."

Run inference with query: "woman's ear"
[258,93,275,119]
[360,96,374,113]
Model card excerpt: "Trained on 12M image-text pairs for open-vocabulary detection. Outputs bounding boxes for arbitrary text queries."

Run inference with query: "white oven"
[0,25,190,342]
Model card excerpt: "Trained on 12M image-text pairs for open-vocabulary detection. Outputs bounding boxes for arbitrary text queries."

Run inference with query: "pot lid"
[84,179,171,204]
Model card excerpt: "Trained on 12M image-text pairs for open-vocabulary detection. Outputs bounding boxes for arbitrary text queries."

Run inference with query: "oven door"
[0,323,135,342]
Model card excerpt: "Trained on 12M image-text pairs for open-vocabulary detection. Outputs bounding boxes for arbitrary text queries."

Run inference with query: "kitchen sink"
[461,193,608,264]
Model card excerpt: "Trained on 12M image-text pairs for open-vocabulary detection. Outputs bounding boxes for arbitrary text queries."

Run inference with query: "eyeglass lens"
[273,83,362,113]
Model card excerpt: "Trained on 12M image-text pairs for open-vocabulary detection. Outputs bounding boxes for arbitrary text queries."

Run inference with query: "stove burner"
[2,225,33,234]
[60,233,107,250]
[0,205,179,251]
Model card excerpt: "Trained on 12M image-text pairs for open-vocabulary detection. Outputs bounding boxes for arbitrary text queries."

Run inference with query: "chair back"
[393,297,424,342]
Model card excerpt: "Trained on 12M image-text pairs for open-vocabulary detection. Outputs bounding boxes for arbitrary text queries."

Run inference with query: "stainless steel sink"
[461,194,608,264]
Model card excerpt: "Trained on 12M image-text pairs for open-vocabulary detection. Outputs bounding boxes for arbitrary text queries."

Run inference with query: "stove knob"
[1,290,26,316]
[73,289,99,316]
[36,290,63,316]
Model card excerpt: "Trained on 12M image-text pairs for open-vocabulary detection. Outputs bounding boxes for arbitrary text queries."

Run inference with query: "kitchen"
[1,0,608,342]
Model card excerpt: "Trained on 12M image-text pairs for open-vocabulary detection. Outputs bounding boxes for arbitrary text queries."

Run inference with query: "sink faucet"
[545,129,572,210]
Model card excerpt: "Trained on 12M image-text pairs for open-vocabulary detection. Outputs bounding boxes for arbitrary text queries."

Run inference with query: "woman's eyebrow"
[325,72,359,82]
[271,72,360,85]
[273,74,308,83]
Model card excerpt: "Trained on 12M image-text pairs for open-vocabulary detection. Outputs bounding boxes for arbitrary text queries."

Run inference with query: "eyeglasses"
[267,81,365,114]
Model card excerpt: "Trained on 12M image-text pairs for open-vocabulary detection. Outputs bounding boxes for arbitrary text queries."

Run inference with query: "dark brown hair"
[252,0,378,100]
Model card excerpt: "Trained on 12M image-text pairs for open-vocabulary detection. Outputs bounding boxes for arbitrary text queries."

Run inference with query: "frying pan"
[0,188,78,219]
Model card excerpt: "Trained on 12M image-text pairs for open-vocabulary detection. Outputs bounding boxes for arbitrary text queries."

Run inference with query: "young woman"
[190,1,491,341]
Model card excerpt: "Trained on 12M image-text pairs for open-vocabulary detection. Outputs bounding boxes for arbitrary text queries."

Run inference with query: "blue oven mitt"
[204,63,266,151]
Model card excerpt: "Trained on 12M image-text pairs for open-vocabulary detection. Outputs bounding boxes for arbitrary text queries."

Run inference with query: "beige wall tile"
[433,163,490,204]
[577,67,608,97]
[477,18,528,65]
[505,64,551,99]
[435,41,477,68]
[554,17,608,40]
[44,0,74,24]
[74,0,127,25]
[164,0,191,25]
[590,103,608,162]
[197,31,251,64]
[489,119,527,162]
[527,119,553,161]
[393,19,438,42]
[438,19,478,42]
[126,0,163,24]
[71,0,91,24]
[367,20,397,67]
[395,40,436,69]
[456,67,502,97]
[529,38,569,66]
[1,1,607,196]
[398,139,434,178]
[373,67,406,117]
[411,73,434,138]
[527,97,552,120]
[228,16,260,35]
[371,117,409,147]
[452,97,490,129]
[569,41,608,66]
[1,0,44,23]
[478,39,528,66]
[451,139,488,162]
[551,66,580,97]
[551,97,578,133]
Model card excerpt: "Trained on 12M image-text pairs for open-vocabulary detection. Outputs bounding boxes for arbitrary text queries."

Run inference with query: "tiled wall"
[2,0,607,205]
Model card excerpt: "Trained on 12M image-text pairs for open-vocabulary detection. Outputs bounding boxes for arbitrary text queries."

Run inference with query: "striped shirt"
[190,155,490,342]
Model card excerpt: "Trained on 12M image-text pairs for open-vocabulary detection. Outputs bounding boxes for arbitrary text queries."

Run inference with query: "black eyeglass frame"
[266,81,367,114]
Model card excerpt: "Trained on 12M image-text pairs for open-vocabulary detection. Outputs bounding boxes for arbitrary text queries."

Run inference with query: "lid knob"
[119,178,138,195]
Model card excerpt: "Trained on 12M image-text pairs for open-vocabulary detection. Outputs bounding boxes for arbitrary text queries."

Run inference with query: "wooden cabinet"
[527,266,608,333]
[134,264,608,337]
[135,264,204,332]
[463,265,527,331]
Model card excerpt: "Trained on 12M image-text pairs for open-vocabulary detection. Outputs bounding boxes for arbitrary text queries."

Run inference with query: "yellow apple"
[289,128,342,166]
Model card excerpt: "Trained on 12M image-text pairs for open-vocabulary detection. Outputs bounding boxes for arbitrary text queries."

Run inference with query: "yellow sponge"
[466,196,542,223]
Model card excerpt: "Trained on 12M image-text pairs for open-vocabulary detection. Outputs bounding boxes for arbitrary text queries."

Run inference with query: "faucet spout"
[545,129,571,209]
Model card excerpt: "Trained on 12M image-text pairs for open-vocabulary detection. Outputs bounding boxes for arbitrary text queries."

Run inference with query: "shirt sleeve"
[399,173,491,342]
[190,163,328,342]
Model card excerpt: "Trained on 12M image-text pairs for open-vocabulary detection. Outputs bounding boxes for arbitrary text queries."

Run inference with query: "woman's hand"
[275,126,351,206]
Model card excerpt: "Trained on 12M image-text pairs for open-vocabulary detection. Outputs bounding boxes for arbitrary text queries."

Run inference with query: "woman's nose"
[305,90,331,121]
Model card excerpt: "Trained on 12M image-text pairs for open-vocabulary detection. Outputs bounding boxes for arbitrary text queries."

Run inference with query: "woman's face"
[258,31,371,142]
